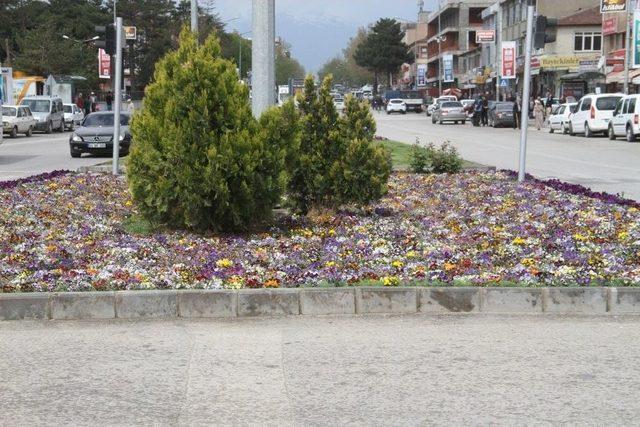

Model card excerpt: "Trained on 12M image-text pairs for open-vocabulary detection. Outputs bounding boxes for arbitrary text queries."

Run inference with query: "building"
[424,0,494,97]
[401,10,431,91]
[602,9,640,93]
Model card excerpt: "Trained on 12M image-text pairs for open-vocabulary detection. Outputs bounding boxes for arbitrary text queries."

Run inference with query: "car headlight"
[72,134,83,142]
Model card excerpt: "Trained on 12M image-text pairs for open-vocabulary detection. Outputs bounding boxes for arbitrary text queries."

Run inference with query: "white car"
[63,103,84,131]
[426,96,457,116]
[333,97,345,112]
[608,94,640,142]
[548,102,577,134]
[569,93,623,137]
[2,105,36,138]
[386,99,407,114]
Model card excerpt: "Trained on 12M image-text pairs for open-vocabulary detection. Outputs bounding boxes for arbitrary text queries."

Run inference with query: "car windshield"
[21,99,50,113]
[334,98,344,103]
[401,91,421,99]
[441,102,462,108]
[2,107,17,116]
[596,97,622,111]
[390,100,403,104]
[496,103,513,111]
[83,113,129,127]
[63,105,73,113]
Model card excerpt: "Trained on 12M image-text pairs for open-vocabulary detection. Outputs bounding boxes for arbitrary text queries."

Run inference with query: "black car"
[488,102,516,128]
[69,112,132,158]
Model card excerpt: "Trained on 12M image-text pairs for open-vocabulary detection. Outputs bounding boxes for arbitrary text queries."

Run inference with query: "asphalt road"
[0,131,106,181]
[2,314,640,425]
[376,112,640,201]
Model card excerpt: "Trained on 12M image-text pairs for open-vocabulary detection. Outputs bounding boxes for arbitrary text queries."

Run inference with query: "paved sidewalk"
[2,314,640,425]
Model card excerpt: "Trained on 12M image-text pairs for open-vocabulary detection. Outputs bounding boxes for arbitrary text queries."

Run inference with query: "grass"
[122,214,162,235]
[376,139,486,171]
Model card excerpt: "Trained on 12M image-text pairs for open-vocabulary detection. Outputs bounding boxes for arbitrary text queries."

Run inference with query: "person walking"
[76,93,85,112]
[84,93,92,116]
[481,95,489,127]
[473,97,483,127]
[105,91,113,111]
[90,92,97,112]
[534,99,545,130]
[512,97,521,130]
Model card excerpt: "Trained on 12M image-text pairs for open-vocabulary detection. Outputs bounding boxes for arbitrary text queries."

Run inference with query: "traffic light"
[534,15,558,50]
[95,24,116,55]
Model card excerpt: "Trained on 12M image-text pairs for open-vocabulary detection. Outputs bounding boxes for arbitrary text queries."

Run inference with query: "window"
[596,96,621,111]
[574,32,602,52]
[629,98,637,114]
[614,99,624,116]
[581,98,592,111]
[622,99,630,114]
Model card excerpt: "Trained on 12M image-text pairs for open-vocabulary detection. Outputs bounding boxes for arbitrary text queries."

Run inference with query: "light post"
[436,0,445,96]
[236,31,251,80]
[62,35,100,72]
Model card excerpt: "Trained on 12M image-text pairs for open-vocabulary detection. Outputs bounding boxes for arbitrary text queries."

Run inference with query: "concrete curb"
[2,287,640,321]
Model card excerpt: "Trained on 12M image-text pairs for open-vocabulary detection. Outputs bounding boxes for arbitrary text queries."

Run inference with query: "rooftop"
[558,5,602,26]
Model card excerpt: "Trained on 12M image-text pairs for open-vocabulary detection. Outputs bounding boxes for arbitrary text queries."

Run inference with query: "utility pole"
[112,17,123,176]
[191,0,198,36]
[518,5,535,183]
[251,0,276,117]
[437,0,442,96]
[495,4,502,101]
[624,0,632,94]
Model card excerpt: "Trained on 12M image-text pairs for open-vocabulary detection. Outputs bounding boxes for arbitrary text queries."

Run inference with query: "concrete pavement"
[2,315,640,425]
[376,112,640,201]
[0,132,105,181]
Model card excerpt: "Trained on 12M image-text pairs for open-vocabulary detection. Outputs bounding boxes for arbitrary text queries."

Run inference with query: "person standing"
[76,93,85,112]
[84,93,92,116]
[534,99,544,130]
[90,92,97,112]
[481,95,489,126]
[105,91,113,111]
[512,97,521,130]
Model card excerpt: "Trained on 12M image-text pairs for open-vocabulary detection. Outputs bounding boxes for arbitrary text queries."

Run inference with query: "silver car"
[20,96,65,133]
[431,101,467,124]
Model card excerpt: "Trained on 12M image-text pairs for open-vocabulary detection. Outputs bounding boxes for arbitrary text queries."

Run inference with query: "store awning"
[560,71,606,81]
[606,69,640,84]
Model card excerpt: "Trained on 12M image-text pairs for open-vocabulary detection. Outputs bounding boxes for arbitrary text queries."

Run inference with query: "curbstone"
[51,292,115,320]
[419,288,480,313]
[299,288,355,315]
[178,290,237,318]
[545,288,608,314]
[610,288,640,314]
[357,287,418,314]
[116,290,178,319]
[0,293,50,320]
[482,288,543,313]
[238,289,299,317]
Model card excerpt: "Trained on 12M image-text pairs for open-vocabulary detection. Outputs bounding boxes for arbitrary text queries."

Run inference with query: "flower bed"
[1,171,639,292]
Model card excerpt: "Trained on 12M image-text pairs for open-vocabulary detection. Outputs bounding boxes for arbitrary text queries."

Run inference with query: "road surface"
[376,112,640,201]
[2,314,640,425]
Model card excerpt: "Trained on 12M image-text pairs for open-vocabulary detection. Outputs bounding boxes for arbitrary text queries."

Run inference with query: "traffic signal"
[95,24,116,55]
[534,15,558,50]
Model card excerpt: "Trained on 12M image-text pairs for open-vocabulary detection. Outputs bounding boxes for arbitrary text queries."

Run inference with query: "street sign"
[124,26,137,41]
[98,49,111,79]
[500,79,508,87]
[501,41,516,79]
[443,54,454,83]
[476,30,495,44]
[601,0,626,13]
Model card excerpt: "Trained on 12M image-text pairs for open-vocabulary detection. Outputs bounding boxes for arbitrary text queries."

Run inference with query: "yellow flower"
[444,262,457,272]
[391,260,404,269]
[325,261,336,268]
[406,250,418,258]
[264,279,280,288]
[328,228,336,236]
[573,233,588,242]
[382,276,400,287]
[521,258,536,267]
[216,258,233,269]
[618,231,629,241]
[512,237,527,245]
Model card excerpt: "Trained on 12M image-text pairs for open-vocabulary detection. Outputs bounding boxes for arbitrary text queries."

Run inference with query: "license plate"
[88,143,106,148]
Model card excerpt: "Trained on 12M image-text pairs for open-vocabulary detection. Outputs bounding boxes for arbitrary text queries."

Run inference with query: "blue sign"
[443,54,454,83]
[500,79,508,87]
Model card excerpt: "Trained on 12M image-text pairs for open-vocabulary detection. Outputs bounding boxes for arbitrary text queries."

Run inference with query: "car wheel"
[562,122,568,134]
[462,120,466,125]
[608,125,616,140]
[626,125,636,142]
[70,148,81,158]
[569,123,576,136]
[58,120,65,132]
[26,126,33,137]
[386,111,390,115]
[70,121,75,131]
[584,122,593,138]
[401,111,406,115]
[438,119,443,125]
[549,126,554,134]
[432,117,436,124]
[45,121,52,134]
[10,126,18,138]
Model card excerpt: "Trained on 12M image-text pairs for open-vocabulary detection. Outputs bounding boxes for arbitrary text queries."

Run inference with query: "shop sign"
[501,41,516,79]
[540,56,581,70]
[417,64,427,87]
[443,54,454,83]
[601,0,626,13]
[579,59,600,71]
[633,10,640,68]
[476,30,496,43]
[603,17,617,36]
[98,49,110,79]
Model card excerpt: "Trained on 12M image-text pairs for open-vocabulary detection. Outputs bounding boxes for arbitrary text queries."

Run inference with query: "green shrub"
[409,140,463,174]
[287,75,391,213]
[409,139,432,174]
[127,30,293,232]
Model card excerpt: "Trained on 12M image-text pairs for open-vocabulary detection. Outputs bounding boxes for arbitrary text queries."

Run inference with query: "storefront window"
[574,32,602,52]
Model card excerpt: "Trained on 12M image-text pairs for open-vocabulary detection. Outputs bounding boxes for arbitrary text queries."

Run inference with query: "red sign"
[98,49,110,79]
[476,30,496,43]
[501,41,516,79]
[603,17,617,36]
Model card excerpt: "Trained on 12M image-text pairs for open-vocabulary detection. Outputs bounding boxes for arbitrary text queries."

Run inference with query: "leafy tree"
[128,30,292,232]
[275,39,305,86]
[318,28,374,88]
[318,57,350,86]
[354,18,413,94]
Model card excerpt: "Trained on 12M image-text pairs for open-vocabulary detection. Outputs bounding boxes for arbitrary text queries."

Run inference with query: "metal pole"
[438,3,442,96]
[191,0,198,35]
[495,5,501,101]
[112,17,123,176]
[251,0,276,117]
[624,0,632,94]
[239,37,242,79]
[518,5,534,183]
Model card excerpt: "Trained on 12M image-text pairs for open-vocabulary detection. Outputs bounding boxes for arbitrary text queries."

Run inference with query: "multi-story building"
[602,9,640,93]
[424,0,494,97]
[401,10,431,90]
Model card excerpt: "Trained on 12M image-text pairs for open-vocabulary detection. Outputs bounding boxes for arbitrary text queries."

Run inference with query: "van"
[608,94,640,142]
[19,96,65,134]
[569,93,623,137]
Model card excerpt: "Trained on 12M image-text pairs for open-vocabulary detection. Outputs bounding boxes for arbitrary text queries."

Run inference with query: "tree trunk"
[373,71,378,95]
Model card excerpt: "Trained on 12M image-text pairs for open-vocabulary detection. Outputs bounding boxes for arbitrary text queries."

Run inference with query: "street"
[0,132,106,181]
[2,314,640,425]
[376,112,640,201]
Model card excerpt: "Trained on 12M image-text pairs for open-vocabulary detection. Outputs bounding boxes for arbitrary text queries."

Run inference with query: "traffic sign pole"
[518,5,535,183]
[112,17,123,176]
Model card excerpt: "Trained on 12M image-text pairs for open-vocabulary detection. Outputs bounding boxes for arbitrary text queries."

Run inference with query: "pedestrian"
[105,91,113,111]
[76,93,84,111]
[126,98,135,113]
[534,99,544,130]
[473,97,483,127]
[84,93,92,116]
[481,95,489,126]
[512,97,521,130]
[545,91,553,117]
[90,92,97,112]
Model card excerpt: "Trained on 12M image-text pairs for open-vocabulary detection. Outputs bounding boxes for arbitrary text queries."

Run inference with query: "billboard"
[501,41,516,79]
[98,49,111,79]
[601,0,627,12]
[634,9,640,68]
[417,64,426,87]
[443,54,454,83]
[476,30,496,43]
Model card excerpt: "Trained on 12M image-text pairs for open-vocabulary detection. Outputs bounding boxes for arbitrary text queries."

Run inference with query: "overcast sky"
[214,0,437,72]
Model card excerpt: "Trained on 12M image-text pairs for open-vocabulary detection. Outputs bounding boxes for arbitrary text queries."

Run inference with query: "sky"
[214,0,437,73]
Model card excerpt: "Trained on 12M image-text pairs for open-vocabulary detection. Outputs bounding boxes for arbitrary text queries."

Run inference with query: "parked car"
[548,102,577,134]
[608,94,640,142]
[19,96,65,134]
[488,102,515,128]
[432,101,466,124]
[69,112,132,158]
[2,105,36,138]
[386,99,407,114]
[333,96,345,112]
[569,93,623,137]
[426,96,457,116]
[63,103,85,131]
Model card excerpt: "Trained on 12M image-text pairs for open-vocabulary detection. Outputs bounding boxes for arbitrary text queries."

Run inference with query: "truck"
[383,90,424,113]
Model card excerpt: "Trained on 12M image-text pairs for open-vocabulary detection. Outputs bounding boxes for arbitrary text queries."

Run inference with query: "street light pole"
[251,0,276,117]
[438,2,442,96]
[191,0,198,36]
[624,0,632,94]
[518,5,535,183]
